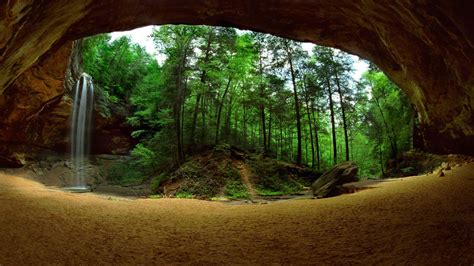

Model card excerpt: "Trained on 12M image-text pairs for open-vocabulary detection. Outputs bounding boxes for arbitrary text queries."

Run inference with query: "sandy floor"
[0,164,473,264]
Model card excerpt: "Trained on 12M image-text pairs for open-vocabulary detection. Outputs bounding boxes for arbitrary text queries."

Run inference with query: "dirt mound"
[155,145,318,199]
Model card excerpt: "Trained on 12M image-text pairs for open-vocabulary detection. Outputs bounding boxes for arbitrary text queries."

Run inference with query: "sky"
[111,26,369,80]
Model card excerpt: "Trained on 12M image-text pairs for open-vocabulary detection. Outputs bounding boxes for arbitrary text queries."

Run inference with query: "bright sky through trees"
[110,26,369,80]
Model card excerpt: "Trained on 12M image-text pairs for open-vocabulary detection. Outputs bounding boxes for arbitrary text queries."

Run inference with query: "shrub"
[224,180,249,199]
[150,172,168,192]
[131,143,158,170]
[107,162,145,186]
[175,191,193,199]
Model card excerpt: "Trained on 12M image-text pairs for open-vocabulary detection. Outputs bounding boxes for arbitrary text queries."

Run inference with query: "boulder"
[311,162,358,198]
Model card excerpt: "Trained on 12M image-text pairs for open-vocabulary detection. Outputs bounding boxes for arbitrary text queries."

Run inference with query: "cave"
[1,1,473,161]
[0,1,474,264]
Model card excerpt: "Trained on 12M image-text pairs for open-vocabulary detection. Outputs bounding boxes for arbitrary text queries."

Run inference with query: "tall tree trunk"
[260,103,267,151]
[258,55,267,152]
[373,92,398,159]
[215,78,232,146]
[174,53,187,164]
[326,77,337,165]
[268,107,272,152]
[224,95,233,142]
[379,141,385,176]
[279,118,283,160]
[311,105,321,171]
[190,29,214,146]
[287,47,302,165]
[180,77,188,161]
[243,104,247,148]
[190,94,201,145]
[305,101,315,168]
[201,94,207,142]
[305,131,309,164]
[334,72,350,161]
[303,79,315,168]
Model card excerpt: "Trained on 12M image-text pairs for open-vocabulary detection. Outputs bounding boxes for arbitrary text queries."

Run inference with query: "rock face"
[93,115,136,155]
[0,40,133,167]
[0,1,473,154]
[312,162,358,198]
[0,42,74,167]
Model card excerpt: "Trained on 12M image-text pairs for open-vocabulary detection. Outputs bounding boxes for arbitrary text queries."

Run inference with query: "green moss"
[150,172,168,192]
[255,189,285,196]
[248,157,311,196]
[175,191,194,199]
[107,162,145,186]
[224,180,249,199]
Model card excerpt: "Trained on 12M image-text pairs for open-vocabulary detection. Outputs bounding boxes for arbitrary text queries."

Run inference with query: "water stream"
[68,73,94,191]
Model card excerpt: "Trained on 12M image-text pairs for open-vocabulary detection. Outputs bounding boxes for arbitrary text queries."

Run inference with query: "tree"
[83,25,414,180]
[152,25,199,165]
[268,37,307,165]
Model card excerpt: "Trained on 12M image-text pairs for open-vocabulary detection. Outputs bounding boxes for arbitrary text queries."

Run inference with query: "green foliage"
[356,70,412,176]
[150,172,168,192]
[82,34,157,103]
[248,156,311,196]
[175,191,194,199]
[224,180,249,199]
[83,24,415,197]
[167,159,227,198]
[131,143,158,170]
[107,162,145,186]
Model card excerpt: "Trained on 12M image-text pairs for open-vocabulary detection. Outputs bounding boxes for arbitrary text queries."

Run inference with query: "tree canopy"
[82,25,413,179]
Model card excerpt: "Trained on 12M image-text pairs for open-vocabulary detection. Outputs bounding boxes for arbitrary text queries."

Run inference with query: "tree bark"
[373,92,398,159]
[190,29,214,146]
[215,78,232,146]
[334,72,350,161]
[311,105,321,171]
[287,45,302,165]
[305,100,315,168]
[326,77,337,165]
[268,107,272,152]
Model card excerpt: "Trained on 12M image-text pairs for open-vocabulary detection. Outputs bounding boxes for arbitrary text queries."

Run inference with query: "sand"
[0,163,473,264]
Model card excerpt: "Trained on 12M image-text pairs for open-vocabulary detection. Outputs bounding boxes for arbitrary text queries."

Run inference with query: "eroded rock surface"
[312,162,358,198]
[0,42,74,166]
[1,0,473,154]
[0,40,133,166]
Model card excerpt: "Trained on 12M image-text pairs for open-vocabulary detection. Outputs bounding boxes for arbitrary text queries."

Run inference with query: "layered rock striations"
[0,41,133,167]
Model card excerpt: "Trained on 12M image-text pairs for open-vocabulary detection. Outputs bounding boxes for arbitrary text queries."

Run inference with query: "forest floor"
[0,162,473,264]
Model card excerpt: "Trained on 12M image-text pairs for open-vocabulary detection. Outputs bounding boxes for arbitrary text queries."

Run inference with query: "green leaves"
[83,25,413,180]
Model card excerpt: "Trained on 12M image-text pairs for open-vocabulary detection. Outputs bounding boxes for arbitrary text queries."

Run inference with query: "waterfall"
[69,73,94,191]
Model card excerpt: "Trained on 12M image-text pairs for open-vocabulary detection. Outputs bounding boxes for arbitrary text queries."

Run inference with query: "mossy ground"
[150,145,319,200]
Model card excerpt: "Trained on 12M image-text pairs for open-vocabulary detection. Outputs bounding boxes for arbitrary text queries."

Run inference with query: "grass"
[253,173,304,196]
[107,162,145,186]
[224,180,250,199]
[150,173,168,192]
[255,188,286,196]
[175,191,194,199]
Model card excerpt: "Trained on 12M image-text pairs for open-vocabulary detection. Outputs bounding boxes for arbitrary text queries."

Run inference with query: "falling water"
[68,73,94,192]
